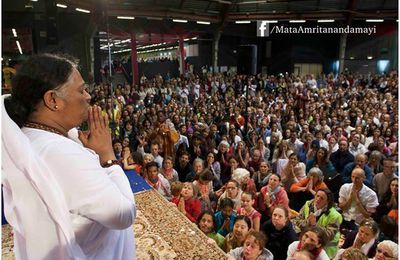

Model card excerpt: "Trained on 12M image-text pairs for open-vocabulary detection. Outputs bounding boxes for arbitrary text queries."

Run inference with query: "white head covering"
[2,95,85,259]
[231,168,250,184]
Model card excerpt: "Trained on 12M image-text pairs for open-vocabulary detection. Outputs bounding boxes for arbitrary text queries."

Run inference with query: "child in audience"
[226,230,274,260]
[215,198,237,236]
[197,210,225,249]
[172,182,201,222]
[236,192,261,231]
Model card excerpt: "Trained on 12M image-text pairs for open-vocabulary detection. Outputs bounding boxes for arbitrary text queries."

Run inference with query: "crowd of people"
[89,69,398,260]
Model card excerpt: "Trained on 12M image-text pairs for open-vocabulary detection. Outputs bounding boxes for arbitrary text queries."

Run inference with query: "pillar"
[130,32,139,86]
[212,29,222,74]
[338,33,348,74]
[179,35,185,75]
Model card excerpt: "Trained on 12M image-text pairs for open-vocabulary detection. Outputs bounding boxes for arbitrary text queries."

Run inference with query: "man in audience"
[341,153,373,187]
[176,151,193,182]
[330,138,354,174]
[339,168,379,230]
[349,133,368,156]
[151,142,164,167]
[373,158,397,201]
[144,161,171,201]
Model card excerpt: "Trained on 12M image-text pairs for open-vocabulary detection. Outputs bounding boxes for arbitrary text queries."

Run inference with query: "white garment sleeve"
[286,241,298,260]
[44,140,136,230]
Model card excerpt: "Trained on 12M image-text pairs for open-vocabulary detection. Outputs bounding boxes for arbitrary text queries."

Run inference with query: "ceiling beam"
[227,10,397,20]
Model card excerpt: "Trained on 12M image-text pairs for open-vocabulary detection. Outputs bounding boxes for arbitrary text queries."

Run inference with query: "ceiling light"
[12,29,17,37]
[30,0,38,2]
[173,19,187,23]
[366,19,383,22]
[197,21,210,25]
[238,1,266,4]
[216,0,232,4]
[289,20,306,23]
[184,38,189,41]
[264,20,278,23]
[16,41,23,54]
[75,8,90,13]
[235,21,251,24]
[317,19,334,23]
[367,56,373,59]
[56,3,67,8]
[191,37,197,40]
[117,16,135,20]
[350,56,355,60]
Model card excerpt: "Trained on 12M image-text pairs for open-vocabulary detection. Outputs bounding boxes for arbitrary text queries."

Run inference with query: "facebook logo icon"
[257,21,270,37]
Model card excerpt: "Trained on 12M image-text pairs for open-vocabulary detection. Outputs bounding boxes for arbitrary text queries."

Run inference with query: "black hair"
[316,189,335,215]
[145,161,159,170]
[234,215,252,230]
[5,53,77,127]
[219,197,234,210]
[197,210,216,228]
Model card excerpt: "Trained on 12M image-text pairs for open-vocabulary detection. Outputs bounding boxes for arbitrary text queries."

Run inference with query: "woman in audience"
[121,146,143,173]
[160,155,179,183]
[289,167,328,211]
[223,215,252,253]
[217,179,243,209]
[261,205,298,260]
[252,161,271,191]
[205,151,222,190]
[231,168,257,193]
[373,240,398,260]
[217,141,232,184]
[197,210,225,249]
[292,189,342,258]
[335,218,379,259]
[193,169,215,211]
[281,153,306,192]
[233,141,250,168]
[236,192,261,231]
[272,140,293,175]
[306,147,336,180]
[287,225,330,260]
[226,230,274,260]
[375,177,398,222]
[258,173,289,219]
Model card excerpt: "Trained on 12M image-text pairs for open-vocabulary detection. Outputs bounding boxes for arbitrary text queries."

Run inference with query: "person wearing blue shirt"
[341,153,373,188]
[214,198,237,236]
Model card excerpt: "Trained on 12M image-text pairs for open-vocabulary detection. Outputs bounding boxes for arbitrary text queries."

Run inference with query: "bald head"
[351,167,366,187]
[355,154,367,168]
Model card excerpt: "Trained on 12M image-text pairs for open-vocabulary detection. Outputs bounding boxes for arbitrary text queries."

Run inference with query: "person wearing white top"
[2,54,136,260]
[339,168,379,229]
[349,134,368,156]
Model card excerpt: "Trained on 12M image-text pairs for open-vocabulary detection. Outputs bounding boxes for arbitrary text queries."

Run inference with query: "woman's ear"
[43,90,61,111]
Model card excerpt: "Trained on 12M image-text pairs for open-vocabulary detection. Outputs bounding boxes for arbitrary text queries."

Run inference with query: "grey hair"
[308,167,324,180]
